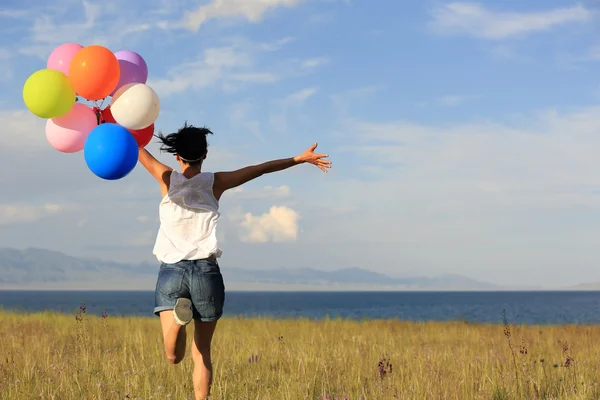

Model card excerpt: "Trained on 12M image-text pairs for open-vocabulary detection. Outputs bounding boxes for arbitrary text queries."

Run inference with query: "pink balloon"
[47,43,83,76]
[46,103,97,153]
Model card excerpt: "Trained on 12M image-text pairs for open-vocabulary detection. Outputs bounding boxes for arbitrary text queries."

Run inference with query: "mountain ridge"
[0,247,503,291]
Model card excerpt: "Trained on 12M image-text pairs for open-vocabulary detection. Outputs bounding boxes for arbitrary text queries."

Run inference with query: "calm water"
[1,291,599,325]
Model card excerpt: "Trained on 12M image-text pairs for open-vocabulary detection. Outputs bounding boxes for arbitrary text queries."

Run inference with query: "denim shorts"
[154,258,225,322]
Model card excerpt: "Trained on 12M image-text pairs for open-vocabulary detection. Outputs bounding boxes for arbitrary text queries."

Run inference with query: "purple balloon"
[111,50,148,96]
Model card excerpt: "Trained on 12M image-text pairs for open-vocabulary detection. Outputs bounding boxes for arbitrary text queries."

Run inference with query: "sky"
[2,0,600,287]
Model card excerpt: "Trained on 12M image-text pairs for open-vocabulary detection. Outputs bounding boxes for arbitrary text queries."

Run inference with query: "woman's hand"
[293,143,332,173]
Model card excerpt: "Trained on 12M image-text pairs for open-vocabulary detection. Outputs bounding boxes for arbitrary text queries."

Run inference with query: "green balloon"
[22,69,76,118]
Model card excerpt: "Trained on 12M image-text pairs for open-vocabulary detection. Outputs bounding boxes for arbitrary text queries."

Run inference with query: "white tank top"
[153,171,222,264]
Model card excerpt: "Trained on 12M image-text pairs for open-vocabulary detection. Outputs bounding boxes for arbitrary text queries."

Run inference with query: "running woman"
[137,123,331,399]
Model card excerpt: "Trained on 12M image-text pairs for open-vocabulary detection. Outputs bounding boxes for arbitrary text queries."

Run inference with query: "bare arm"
[138,148,172,195]
[213,143,331,200]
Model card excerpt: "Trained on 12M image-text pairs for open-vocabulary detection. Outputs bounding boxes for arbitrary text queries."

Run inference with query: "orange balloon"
[69,46,120,101]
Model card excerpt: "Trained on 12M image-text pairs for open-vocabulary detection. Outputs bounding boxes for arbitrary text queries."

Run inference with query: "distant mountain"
[0,247,498,291]
[0,247,158,290]
[555,282,600,291]
[222,266,498,290]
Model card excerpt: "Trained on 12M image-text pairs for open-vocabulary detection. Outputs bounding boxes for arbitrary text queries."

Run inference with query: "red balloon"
[100,106,116,124]
[129,123,154,148]
[101,106,153,147]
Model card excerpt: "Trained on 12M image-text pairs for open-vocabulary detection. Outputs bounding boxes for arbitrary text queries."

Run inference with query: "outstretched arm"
[138,148,173,194]
[213,143,331,199]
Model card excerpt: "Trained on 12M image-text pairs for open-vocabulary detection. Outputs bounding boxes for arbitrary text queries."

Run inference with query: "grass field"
[1,306,599,400]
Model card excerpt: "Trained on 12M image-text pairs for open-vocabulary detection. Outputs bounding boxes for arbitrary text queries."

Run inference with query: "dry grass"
[1,306,599,399]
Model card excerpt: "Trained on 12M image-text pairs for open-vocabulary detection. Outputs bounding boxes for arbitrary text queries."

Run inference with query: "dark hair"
[156,122,213,166]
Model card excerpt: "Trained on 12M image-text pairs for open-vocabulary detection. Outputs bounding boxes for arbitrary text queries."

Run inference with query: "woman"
[137,123,331,399]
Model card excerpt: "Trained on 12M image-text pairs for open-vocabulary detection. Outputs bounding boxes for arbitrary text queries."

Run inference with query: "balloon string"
[93,107,101,125]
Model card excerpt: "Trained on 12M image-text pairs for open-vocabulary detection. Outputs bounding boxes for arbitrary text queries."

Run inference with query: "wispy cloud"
[230,185,292,199]
[429,3,591,40]
[418,94,481,108]
[330,85,383,118]
[260,36,295,51]
[0,110,47,149]
[0,48,11,59]
[437,94,479,107]
[180,0,306,32]
[149,39,327,96]
[0,48,14,81]
[302,57,330,68]
[148,46,256,96]
[0,203,65,226]
[227,100,266,143]
[269,87,319,133]
[11,1,154,59]
[284,87,318,106]
[341,106,600,204]
[0,9,30,19]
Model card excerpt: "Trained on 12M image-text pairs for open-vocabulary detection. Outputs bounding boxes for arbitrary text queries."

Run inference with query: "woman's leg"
[155,263,194,364]
[192,320,218,399]
[158,298,194,364]
[189,258,225,399]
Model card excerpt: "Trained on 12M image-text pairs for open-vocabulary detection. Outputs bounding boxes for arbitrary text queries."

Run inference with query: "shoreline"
[0,309,596,328]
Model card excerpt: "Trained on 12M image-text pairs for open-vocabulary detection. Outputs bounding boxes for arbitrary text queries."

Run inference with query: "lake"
[1,290,600,325]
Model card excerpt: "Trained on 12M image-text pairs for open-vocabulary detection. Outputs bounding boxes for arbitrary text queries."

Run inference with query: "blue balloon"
[84,123,138,180]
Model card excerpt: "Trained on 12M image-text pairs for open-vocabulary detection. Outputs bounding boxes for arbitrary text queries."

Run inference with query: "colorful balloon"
[100,106,116,124]
[84,123,139,180]
[69,45,120,100]
[110,83,160,130]
[46,103,97,153]
[112,50,148,95]
[129,123,154,148]
[23,69,76,118]
[47,43,83,76]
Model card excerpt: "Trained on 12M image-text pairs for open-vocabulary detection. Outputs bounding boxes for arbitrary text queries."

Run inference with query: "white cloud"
[229,185,291,199]
[0,48,13,81]
[429,3,591,40]
[417,94,480,108]
[333,105,600,236]
[436,94,479,107]
[181,0,305,31]
[149,38,326,97]
[0,110,47,150]
[13,1,154,59]
[268,87,319,133]
[0,203,64,226]
[330,85,382,118]
[149,46,251,96]
[0,9,30,19]
[307,12,335,25]
[284,87,318,106]
[227,100,265,142]
[125,230,156,247]
[260,36,295,51]
[229,72,279,84]
[582,45,600,62]
[238,206,300,243]
[302,57,330,68]
[149,46,279,96]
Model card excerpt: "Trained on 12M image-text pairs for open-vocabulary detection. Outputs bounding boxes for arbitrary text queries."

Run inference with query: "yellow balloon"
[22,69,76,118]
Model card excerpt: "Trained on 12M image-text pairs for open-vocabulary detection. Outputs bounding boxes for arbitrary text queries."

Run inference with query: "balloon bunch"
[22,43,160,180]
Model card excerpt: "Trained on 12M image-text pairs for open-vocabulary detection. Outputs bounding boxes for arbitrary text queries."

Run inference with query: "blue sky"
[2,0,600,287]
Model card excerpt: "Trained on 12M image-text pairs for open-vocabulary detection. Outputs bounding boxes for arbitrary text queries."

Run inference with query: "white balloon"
[110,83,160,130]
